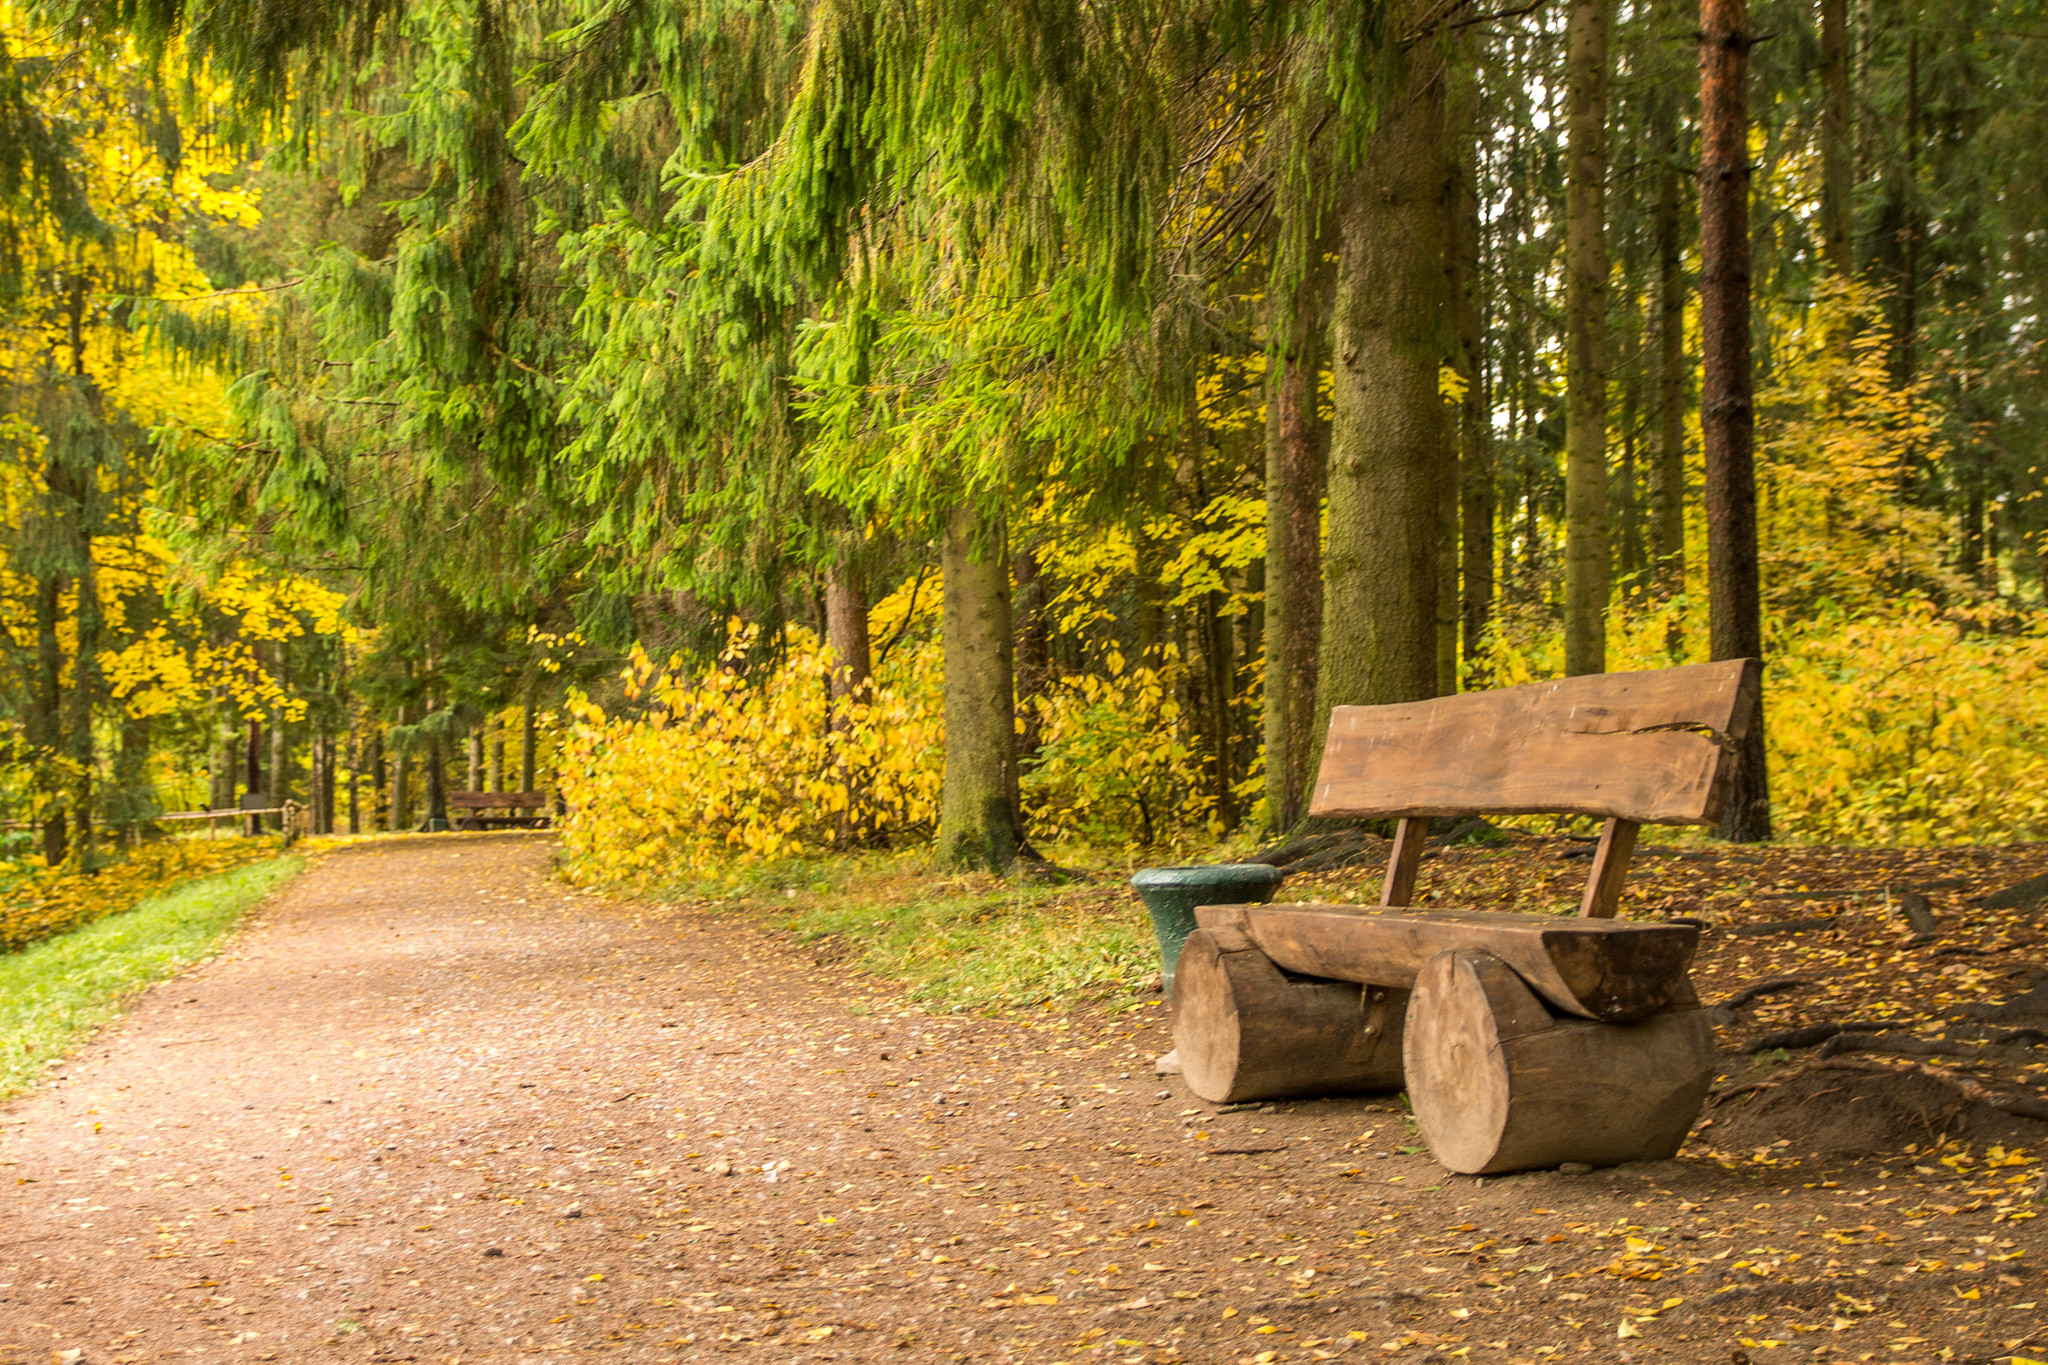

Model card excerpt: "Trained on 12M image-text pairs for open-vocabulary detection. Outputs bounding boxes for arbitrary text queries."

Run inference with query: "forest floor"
[3,832,2047,1365]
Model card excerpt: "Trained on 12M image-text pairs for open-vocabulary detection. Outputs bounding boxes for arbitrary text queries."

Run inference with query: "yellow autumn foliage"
[554,617,946,887]
[0,835,286,953]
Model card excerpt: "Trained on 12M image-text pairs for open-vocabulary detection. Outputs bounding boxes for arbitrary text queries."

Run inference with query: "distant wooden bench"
[448,791,552,831]
[1173,658,1761,1174]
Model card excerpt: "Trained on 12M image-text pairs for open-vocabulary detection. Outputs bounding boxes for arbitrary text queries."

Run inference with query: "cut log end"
[1172,929,1406,1106]
[1404,948,1717,1175]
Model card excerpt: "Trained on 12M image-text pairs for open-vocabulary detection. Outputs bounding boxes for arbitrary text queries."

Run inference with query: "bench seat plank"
[1193,902,1698,1023]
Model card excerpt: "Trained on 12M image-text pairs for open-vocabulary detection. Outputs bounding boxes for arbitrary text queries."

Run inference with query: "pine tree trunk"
[1820,0,1853,274]
[210,692,235,811]
[1699,0,1772,841]
[391,710,410,832]
[825,559,875,843]
[348,721,362,834]
[427,731,448,826]
[825,562,874,711]
[370,728,388,831]
[267,645,288,824]
[489,722,505,793]
[467,728,483,792]
[246,721,262,798]
[520,691,537,793]
[1450,104,1493,685]
[1261,266,1328,832]
[1651,92,1689,598]
[1563,0,1613,677]
[938,502,1024,871]
[1314,35,1450,777]
[32,572,66,865]
[1013,549,1052,767]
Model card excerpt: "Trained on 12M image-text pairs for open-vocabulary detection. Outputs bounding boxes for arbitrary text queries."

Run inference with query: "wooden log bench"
[448,791,552,830]
[1172,657,1761,1174]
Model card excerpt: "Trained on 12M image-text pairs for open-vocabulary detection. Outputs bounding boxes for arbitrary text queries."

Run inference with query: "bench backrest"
[448,791,548,810]
[1308,659,1760,917]
[1310,658,1759,826]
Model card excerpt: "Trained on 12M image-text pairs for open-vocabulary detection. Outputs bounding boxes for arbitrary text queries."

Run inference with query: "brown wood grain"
[1172,928,1407,1105]
[1405,948,1716,1173]
[448,791,547,810]
[1308,658,1760,824]
[1381,816,1431,907]
[1195,902,1698,1022]
[1577,817,1640,917]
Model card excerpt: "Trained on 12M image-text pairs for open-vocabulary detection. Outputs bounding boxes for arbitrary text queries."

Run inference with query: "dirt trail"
[3,836,2043,1365]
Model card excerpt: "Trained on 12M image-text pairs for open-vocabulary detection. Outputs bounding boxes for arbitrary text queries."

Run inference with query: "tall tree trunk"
[1261,260,1329,833]
[1449,102,1494,685]
[267,644,289,826]
[1012,549,1052,768]
[347,719,362,834]
[426,730,448,827]
[391,709,410,832]
[1700,0,1772,841]
[210,690,236,810]
[489,719,505,793]
[1898,31,1920,384]
[370,728,388,831]
[1314,34,1450,776]
[319,724,337,834]
[245,716,264,836]
[1651,91,1690,600]
[1564,0,1613,676]
[825,561,874,713]
[1819,0,1854,275]
[32,572,66,866]
[466,728,482,792]
[825,558,875,843]
[520,689,537,793]
[937,502,1025,871]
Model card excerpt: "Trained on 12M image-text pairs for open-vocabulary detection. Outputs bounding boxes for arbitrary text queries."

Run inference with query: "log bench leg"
[1403,948,1715,1175]
[1172,927,1407,1105]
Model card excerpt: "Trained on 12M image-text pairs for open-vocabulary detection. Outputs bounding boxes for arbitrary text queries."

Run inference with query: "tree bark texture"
[825,561,874,711]
[825,558,875,843]
[1315,37,1450,777]
[1651,92,1689,597]
[938,502,1025,871]
[32,573,66,865]
[1699,0,1772,841]
[1262,266,1329,833]
[1563,0,1613,677]
[520,691,537,793]
[1819,0,1853,275]
[1012,549,1052,766]
[426,735,448,826]
[1449,105,1493,685]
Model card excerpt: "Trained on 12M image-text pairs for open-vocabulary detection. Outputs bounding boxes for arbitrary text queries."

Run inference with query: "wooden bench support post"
[1380,816,1431,907]
[1577,817,1641,918]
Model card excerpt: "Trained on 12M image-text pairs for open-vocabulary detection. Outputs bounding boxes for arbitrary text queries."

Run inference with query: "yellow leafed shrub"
[1020,650,1216,848]
[554,622,946,888]
[1765,606,2048,844]
[0,836,286,953]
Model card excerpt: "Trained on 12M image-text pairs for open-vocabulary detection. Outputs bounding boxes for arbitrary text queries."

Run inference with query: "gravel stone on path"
[2,833,2040,1364]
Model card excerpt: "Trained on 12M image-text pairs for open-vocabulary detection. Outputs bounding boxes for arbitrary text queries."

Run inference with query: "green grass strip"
[0,856,305,1100]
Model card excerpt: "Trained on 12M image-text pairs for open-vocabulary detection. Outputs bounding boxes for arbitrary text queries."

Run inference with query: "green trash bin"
[1130,862,1286,995]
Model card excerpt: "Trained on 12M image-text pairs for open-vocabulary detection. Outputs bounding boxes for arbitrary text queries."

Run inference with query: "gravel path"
[3,835,2041,1364]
